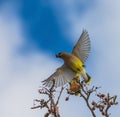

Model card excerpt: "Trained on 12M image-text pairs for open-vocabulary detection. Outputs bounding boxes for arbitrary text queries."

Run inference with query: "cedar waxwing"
[42,30,92,88]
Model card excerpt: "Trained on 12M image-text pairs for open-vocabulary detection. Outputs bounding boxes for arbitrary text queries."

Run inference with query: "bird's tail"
[85,73,92,85]
[81,70,92,85]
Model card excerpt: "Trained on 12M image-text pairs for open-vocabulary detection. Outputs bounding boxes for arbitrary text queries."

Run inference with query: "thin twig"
[56,87,64,105]
[79,90,96,117]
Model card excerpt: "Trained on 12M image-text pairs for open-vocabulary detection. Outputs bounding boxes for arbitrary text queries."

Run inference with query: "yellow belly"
[67,55,83,73]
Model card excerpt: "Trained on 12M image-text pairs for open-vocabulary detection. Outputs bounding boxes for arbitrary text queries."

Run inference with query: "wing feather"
[72,30,91,63]
[42,65,75,88]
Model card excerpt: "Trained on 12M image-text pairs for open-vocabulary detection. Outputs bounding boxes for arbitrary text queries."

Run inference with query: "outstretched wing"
[72,30,91,63]
[42,65,76,88]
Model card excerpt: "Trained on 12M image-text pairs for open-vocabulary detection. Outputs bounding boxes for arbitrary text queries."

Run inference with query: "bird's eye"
[58,52,62,55]
[56,52,63,58]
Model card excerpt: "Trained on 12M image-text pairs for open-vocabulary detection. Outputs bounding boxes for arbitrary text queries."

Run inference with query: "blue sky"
[0,0,120,117]
[19,0,73,54]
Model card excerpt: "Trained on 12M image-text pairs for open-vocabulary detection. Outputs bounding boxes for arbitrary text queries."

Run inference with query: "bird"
[42,30,92,88]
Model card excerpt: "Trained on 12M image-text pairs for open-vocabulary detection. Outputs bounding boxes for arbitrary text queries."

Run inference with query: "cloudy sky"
[0,0,120,117]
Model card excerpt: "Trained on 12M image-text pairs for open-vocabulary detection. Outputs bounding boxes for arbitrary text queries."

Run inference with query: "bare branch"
[31,79,64,117]
[32,79,118,117]
[56,87,64,105]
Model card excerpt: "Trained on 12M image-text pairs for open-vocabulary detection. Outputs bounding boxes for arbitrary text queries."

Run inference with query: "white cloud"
[0,3,60,117]
[0,1,25,77]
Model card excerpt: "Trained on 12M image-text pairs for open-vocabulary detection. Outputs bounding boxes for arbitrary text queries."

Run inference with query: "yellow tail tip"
[86,77,92,85]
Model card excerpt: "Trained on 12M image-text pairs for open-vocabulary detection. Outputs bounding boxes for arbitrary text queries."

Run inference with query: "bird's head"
[56,52,67,58]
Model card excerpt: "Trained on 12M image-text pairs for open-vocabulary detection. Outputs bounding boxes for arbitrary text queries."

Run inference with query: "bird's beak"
[56,54,59,58]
